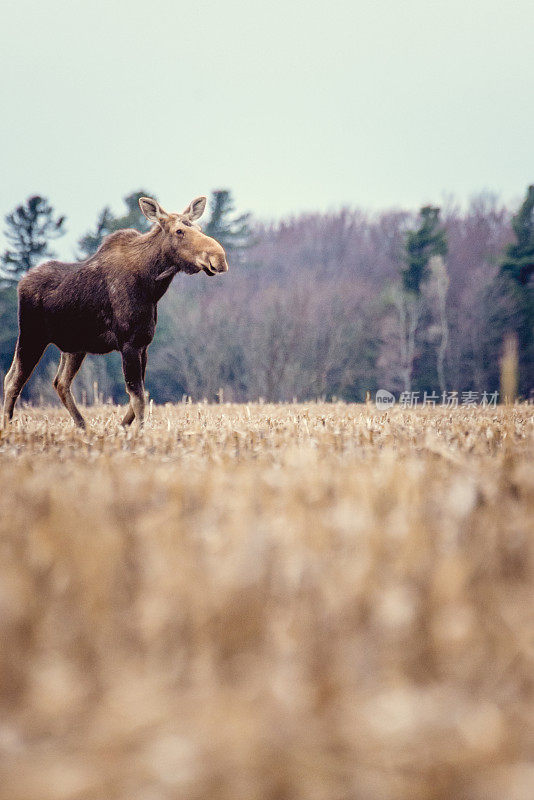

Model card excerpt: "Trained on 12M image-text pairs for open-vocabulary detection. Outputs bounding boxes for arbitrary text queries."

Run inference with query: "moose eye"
[175,229,185,238]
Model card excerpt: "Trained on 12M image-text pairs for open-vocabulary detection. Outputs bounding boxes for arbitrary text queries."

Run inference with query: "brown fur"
[2,196,228,429]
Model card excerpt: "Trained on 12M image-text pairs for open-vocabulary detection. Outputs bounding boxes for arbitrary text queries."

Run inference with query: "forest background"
[1,186,533,404]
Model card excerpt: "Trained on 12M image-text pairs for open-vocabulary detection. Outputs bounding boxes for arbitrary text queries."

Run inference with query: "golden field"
[0,401,533,800]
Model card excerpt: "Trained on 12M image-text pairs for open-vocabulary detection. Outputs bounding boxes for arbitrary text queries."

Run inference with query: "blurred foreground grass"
[0,402,533,800]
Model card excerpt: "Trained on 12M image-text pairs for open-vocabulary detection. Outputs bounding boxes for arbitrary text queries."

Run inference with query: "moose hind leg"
[121,347,147,426]
[54,352,86,429]
[2,338,46,428]
[121,346,145,429]
[121,404,135,427]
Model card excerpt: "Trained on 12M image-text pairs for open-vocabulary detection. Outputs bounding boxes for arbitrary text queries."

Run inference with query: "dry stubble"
[0,402,533,800]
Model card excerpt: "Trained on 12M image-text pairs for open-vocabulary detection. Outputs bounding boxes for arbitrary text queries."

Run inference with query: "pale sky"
[1,0,533,255]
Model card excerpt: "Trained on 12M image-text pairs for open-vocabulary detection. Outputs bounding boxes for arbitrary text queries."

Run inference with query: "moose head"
[139,196,229,277]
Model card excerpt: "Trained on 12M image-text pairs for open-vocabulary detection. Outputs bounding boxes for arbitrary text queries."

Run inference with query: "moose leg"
[121,345,145,428]
[2,338,46,428]
[53,352,87,429]
[121,346,147,426]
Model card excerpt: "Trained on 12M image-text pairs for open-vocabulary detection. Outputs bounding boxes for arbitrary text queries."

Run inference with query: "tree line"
[1,186,533,404]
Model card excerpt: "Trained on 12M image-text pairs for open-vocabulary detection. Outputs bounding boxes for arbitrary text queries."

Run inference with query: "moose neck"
[97,225,181,302]
[132,226,167,276]
[130,226,180,291]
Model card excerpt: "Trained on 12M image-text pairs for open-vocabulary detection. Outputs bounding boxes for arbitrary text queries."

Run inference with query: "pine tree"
[77,207,114,259]
[107,190,154,235]
[204,190,252,262]
[499,185,534,395]
[402,206,448,294]
[0,282,19,379]
[78,190,155,258]
[396,206,448,392]
[1,195,66,282]
[501,185,534,285]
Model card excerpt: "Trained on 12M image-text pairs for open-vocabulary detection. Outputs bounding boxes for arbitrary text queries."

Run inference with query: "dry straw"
[0,402,533,800]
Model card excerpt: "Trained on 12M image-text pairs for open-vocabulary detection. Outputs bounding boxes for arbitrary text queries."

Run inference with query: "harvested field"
[0,402,533,800]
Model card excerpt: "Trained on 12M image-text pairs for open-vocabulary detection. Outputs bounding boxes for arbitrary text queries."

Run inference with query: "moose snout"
[197,250,229,276]
[211,254,229,273]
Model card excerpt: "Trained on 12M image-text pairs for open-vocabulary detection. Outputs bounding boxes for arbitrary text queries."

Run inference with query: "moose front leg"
[121,346,147,427]
[121,345,145,429]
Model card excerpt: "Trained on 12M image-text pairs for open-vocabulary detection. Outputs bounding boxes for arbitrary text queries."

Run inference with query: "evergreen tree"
[108,190,154,235]
[501,185,534,285]
[0,283,19,380]
[402,206,448,294]
[499,185,534,395]
[77,207,114,259]
[204,190,252,262]
[1,195,66,282]
[78,190,155,258]
[0,196,65,389]
[395,206,448,392]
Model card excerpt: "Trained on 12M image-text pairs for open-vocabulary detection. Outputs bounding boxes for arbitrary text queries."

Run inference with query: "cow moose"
[2,196,228,430]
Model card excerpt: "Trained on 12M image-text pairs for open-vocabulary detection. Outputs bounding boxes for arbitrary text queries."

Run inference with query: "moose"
[2,196,228,430]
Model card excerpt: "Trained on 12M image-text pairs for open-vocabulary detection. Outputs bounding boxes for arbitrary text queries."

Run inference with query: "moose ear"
[139,197,168,225]
[183,196,207,221]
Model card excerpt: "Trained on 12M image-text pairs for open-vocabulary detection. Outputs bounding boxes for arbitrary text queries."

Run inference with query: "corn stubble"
[0,402,533,800]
